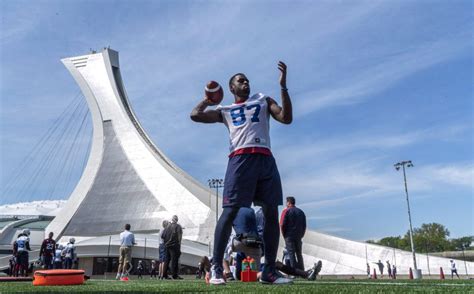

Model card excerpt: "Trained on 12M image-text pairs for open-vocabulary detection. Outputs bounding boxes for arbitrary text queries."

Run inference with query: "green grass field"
[0,278,473,293]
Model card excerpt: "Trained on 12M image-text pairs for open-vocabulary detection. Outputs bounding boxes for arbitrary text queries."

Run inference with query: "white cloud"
[278,123,472,210]
[290,161,473,210]
[296,34,472,116]
[276,122,472,172]
[418,164,474,188]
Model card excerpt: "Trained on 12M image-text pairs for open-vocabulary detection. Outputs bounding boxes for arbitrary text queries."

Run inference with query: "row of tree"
[366,223,473,253]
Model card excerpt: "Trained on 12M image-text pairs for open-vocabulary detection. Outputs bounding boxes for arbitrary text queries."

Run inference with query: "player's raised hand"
[278,61,287,89]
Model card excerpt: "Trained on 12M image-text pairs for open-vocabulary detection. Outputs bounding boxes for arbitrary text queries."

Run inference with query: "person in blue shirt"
[232,206,321,281]
[232,207,262,280]
[13,229,31,277]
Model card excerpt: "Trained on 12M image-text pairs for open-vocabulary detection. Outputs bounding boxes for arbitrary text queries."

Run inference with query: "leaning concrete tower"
[46,48,215,242]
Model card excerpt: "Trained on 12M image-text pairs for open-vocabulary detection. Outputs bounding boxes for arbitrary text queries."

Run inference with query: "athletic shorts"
[159,244,168,262]
[17,251,29,267]
[222,153,282,208]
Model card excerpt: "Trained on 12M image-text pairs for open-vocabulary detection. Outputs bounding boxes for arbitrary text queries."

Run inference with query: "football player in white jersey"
[13,229,31,277]
[191,61,292,285]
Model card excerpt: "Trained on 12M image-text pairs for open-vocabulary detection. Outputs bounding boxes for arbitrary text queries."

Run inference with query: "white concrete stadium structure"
[1,48,471,277]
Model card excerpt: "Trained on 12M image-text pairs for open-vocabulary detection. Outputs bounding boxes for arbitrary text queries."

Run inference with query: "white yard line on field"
[307,281,473,287]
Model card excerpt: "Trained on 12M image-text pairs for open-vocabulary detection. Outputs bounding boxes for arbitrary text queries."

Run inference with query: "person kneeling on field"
[228,207,323,281]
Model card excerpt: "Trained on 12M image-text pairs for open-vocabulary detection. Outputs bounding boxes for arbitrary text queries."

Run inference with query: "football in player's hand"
[205,81,224,105]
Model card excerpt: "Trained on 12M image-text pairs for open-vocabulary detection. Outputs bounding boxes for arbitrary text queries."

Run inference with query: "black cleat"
[307,260,322,281]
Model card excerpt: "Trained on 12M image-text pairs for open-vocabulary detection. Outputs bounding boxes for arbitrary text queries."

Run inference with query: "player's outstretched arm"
[268,61,292,124]
[190,98,223,123]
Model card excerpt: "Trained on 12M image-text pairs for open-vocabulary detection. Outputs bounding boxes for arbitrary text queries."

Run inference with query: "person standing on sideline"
[53,244,64,269]
[392,264,397,279]
[137,260,144,279]
[63,238,76,269]
[39,232,56,269]
[280,196,306,271]
[450,260,460,279]
[366,263,371,279]
[190,62,293,285]
[150,260,158,279]
[13,229,31,277]
[373,260,384,278]
[162,215,183,280]
[159,220,170,279]
[116,224,136,280]
[386,260,392,279]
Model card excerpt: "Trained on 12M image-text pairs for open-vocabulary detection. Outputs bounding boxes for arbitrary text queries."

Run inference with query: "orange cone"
[372,268,377,279]
[439,267,445,280]
[409,267,413,280]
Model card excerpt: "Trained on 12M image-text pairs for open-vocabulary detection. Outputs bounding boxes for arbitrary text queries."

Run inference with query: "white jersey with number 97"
[217,93,271,153]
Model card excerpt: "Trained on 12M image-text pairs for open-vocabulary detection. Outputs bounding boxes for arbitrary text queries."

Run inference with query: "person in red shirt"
[39,232,56,269]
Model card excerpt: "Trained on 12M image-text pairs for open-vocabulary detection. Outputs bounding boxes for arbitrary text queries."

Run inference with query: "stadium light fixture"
[394,160,420,278]
[208,178,224,225]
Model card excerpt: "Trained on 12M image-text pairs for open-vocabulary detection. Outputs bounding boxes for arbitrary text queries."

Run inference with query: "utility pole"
[394,160,420,278]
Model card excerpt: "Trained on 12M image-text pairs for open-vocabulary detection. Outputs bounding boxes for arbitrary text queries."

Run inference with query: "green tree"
[365,223,469,253]
[404,223,451,253]
[397,236,411,251]
[450,236,473,251]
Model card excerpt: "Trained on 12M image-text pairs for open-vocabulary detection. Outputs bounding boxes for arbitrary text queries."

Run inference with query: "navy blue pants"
[222,154,283,207]
[213,153,282,272]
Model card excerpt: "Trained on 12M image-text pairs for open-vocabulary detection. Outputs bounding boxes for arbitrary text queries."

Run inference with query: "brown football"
[205,80,224,104]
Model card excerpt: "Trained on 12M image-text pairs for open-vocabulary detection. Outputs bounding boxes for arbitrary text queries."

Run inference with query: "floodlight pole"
[208,178,224,225]
[462,246,469,277]
[394,160,418,273]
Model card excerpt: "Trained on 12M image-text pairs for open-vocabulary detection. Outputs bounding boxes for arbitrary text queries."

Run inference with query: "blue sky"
[1,0,472,241]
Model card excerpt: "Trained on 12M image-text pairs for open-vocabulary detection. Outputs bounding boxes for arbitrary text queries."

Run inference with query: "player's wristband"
[281,87,288,91]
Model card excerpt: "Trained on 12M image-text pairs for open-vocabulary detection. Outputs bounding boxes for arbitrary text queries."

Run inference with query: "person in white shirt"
[63,238,76,269]
[158,220,170,279]
[53,244,64,269]
[116,224,136,280]
[190,62,293,285]
[450,260,460,279]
